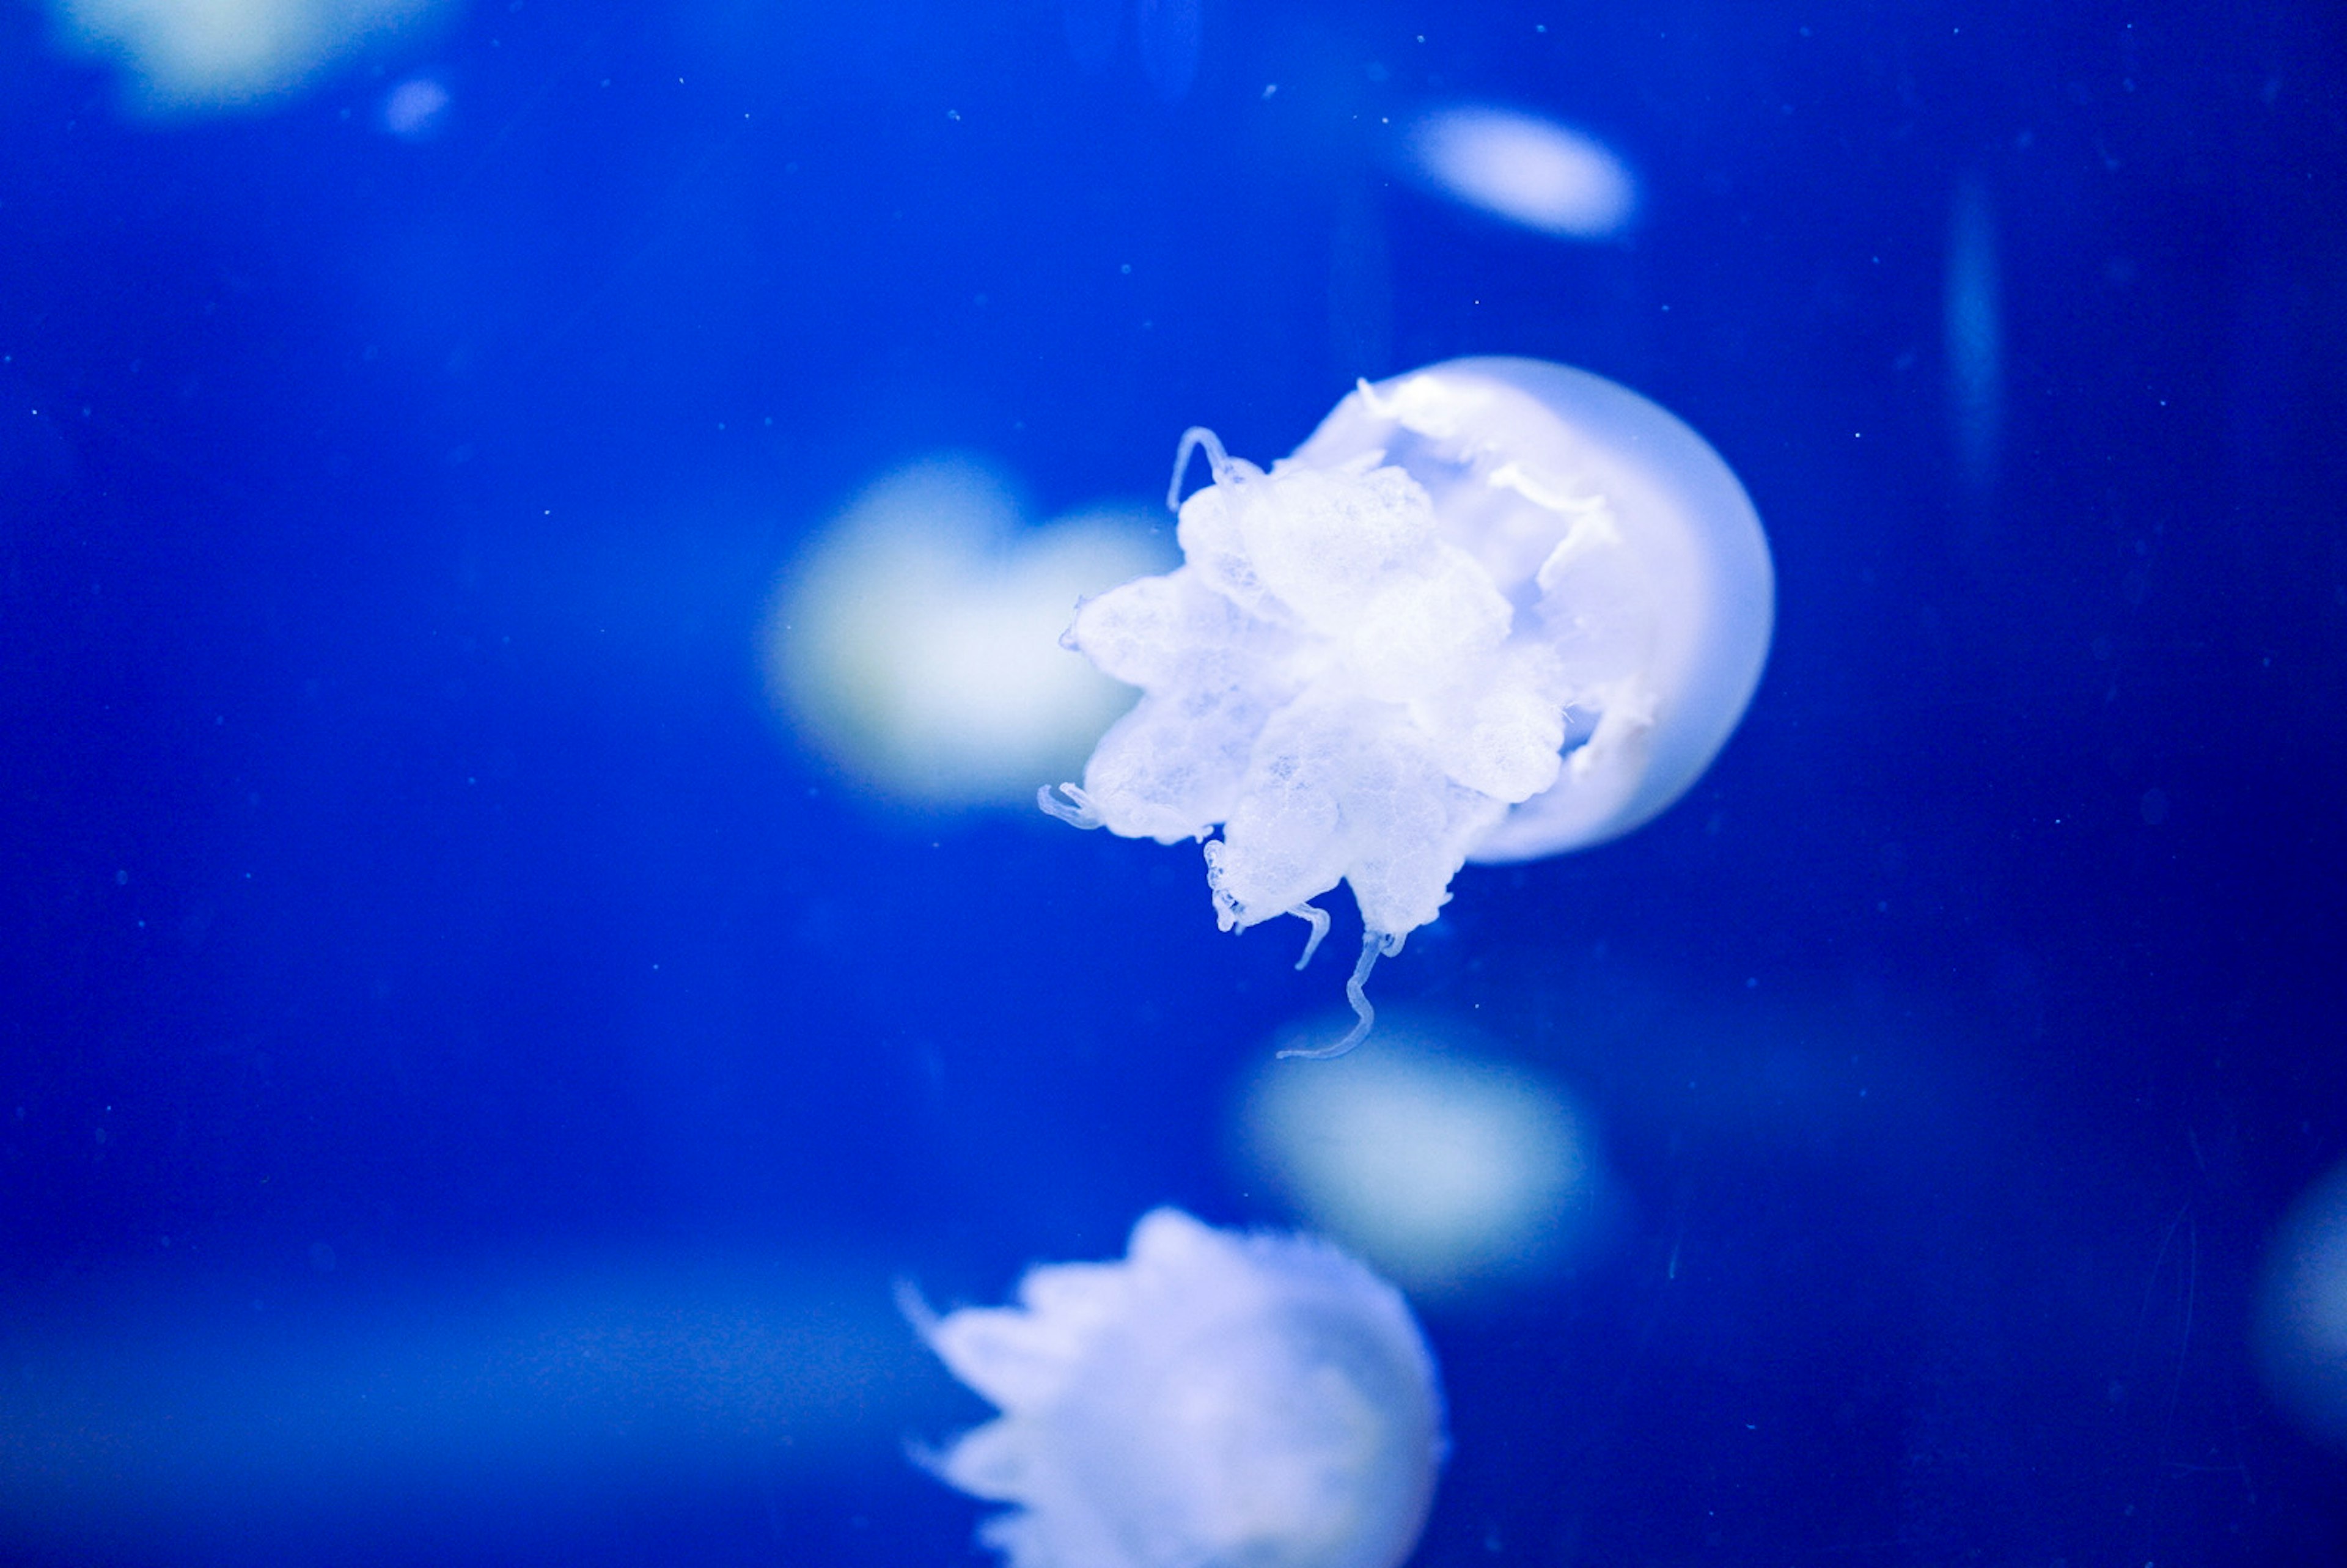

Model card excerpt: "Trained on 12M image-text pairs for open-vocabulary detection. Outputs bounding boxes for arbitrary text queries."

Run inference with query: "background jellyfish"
[2257,1159,2347,1453]
[51,0,450,111]
[1403,108,1639,240]
[908,1208,1444,1568]
[1045,357,1775,1050]
[769,456,1171,809]
[1233,1012,1610,1299]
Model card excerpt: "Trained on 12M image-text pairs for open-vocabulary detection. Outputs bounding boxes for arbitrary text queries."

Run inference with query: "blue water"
[3,1,2343,1563]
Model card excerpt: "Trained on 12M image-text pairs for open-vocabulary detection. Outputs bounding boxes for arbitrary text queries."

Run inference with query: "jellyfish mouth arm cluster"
[1048,430,1551,932]
[1041,358,1773,1051]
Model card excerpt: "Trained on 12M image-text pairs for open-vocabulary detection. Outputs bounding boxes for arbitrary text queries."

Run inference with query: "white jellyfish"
[1043,357,1775,1052]
[908,1208,1445,1568]
[1234,1014,1608,1297]
[53,0,447,112]
[1406,108,1639,240]
[768,456,1172,808]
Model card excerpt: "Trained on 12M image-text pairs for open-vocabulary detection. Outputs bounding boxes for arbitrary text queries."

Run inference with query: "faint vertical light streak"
[1944,175,2004,495]
[1134,0,1200,103]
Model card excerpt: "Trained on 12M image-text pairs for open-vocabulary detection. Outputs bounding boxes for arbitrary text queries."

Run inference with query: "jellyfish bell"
[1298,359,1776,863]
[908,1208,1444,1568]
[1045,358,1774,1052]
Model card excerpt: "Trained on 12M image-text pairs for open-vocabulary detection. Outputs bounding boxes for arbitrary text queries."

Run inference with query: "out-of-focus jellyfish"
[908,1208,1444,1568]
[381,73,450,139]
[768,457,1172,809]
[53,0,447,112]
[1234,1013,1608,1297]
[1405,108,1638,240]
[2256,1159,2347,1451]
[1043,358,1773,1051]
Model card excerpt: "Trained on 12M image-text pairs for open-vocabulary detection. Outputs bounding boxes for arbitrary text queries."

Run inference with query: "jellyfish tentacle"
[1277,928,1394,1060]
[892,1277,941,1337]
[1166,426,1238,509]
[1037,782,1104,829]
[1286,903,1331,970]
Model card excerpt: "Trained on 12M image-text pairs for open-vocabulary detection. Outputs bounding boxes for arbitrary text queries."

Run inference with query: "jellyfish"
[1043,357,1775,1053]
[769,457,1172,808]
[1405,108,1639,240]
[908,1208,1444,1568]
[54,0,448,111]
[2257,1159,2347,1451]
[1234,1012,1609,1297]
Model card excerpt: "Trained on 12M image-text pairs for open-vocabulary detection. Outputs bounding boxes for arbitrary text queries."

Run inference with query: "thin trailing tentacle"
[1036,782,1104,829]
[891,1277,940,1338]
[1277,929,1399,1060]
[1166,426,1237,510]
[1287,903,1331,971]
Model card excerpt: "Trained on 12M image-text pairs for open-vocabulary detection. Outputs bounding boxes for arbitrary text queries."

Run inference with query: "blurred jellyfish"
[768,457,1172,808]
[1235,1014,1608,1297]
[2257,1159,2347,1451]
[908,1208,1444,1568]
[381,73,450,139]
[1405,108,1638,240]
[53,0,448,112]
[1043,358,1773,1051]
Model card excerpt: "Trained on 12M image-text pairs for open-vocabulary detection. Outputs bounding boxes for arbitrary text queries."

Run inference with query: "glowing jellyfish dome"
[1405,108,1639,240]
[1235,1015,1609,1298]
[909,1208,1444,1568]
[769,457,1170,808]
[1044,358,1774,1050]
[2257,1158,2347,1451]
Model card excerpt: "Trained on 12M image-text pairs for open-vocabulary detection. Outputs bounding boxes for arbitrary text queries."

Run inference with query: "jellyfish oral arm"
[1287,903,1332,970]
[1036,781,1105,829]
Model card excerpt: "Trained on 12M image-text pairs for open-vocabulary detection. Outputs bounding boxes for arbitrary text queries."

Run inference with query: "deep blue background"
[3,0,2345,1562]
